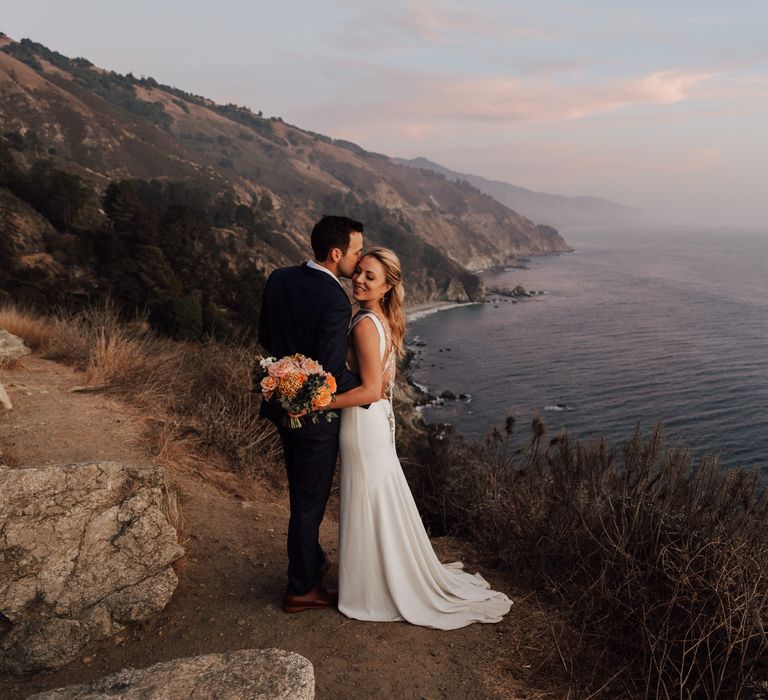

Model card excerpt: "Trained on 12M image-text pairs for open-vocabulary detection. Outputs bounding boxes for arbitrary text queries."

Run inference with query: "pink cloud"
[624,70,719,103]
[400,0,559,42]
[394,70,719,124]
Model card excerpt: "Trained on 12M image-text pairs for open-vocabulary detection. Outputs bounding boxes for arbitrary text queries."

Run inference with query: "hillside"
[396,157,649,231]
[0,34,571,332]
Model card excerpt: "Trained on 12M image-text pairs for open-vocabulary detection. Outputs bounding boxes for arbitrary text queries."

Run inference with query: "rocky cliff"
[0,34,571,324]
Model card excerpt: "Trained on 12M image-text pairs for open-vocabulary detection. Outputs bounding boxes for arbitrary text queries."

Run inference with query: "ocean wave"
[544,404,571,412]
[410,380,430,394]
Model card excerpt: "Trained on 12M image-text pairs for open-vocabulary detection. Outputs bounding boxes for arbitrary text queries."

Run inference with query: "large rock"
[27,649,315,699]
[0,329,31,366]
[0,462,184,674]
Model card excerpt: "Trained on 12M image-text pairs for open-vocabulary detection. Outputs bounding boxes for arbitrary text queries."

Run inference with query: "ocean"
[407,229,768,472]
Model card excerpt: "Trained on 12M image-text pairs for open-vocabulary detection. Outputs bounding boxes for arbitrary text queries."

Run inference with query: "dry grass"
[0,442,21,469]
[0,305,55,353]
[43,315,92,366]
[0,304,109,367]
[1,302,283,489]
[85,326,157,387]
[419,420,768,698]
[161,476,187,548]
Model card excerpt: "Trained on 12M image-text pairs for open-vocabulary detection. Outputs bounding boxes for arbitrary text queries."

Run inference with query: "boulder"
[0,462,184,674]
[0,329,31,366]
[0,381,12,410]
[27,649,315,699]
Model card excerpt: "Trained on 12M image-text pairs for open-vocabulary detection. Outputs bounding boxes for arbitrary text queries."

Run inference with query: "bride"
[328,247,511,629]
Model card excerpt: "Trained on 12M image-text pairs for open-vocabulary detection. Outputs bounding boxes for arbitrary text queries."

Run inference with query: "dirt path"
[0,358,554,699]
[0,358,150,466]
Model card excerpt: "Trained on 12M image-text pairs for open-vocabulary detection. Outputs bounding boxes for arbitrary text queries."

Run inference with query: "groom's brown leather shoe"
[282,585,338,613]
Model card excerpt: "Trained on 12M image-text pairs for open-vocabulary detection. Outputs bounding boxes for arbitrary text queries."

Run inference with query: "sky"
[3,1,768,227]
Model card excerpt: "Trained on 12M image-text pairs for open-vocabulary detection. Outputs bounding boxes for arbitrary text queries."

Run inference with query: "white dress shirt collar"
[306,259,343,287]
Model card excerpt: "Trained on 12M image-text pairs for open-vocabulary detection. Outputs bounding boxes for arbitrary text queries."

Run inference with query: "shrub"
[418,420,768,698]
[167,294,203,340]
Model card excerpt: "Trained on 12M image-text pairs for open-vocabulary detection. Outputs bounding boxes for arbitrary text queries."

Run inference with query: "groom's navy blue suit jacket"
[258,263,362,431]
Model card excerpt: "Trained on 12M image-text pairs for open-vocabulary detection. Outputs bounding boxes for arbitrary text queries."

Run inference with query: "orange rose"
[325,374,337,393]
[312,390,332,409]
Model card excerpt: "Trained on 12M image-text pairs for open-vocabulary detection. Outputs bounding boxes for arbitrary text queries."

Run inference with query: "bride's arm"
[327,317,382,409]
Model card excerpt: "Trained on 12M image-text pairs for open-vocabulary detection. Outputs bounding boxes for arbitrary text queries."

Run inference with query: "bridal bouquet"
[254,354,338,428]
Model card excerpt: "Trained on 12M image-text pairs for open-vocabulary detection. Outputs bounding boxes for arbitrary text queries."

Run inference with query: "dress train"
[338,312,511,629]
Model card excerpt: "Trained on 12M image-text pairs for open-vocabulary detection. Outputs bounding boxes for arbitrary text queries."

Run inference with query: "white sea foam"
[407,302,479,322]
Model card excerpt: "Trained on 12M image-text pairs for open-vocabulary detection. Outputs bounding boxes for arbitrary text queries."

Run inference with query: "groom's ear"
[329,247,342,263]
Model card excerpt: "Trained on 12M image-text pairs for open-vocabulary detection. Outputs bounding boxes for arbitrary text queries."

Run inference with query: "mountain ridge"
[0,34,571,335]
[396,156,650,231]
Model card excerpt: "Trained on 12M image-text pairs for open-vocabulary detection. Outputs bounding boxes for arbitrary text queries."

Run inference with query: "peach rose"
[300,357,322,374]
[325,374,337,393]
[261,375,278,392]
[268,358,294,378]
[260,375,278,400]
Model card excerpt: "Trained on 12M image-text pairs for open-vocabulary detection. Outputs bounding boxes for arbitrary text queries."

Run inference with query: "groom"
[258,215,365,612]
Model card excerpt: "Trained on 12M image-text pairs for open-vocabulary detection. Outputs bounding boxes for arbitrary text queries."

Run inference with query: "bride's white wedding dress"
[338,311,512,629]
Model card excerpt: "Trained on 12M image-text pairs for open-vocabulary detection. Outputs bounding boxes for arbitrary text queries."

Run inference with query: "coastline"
[406,300,480,323]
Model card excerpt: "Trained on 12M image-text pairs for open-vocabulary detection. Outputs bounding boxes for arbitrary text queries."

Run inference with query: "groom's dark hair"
[311,215,364,261]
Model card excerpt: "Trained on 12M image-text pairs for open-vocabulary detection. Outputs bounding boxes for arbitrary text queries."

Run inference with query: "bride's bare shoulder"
[351,313,378,340]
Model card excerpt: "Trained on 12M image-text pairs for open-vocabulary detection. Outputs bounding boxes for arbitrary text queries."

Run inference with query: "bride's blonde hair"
[362,247,406,357]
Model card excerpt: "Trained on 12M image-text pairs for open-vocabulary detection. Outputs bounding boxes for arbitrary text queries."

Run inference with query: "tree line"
[1,139,271,340]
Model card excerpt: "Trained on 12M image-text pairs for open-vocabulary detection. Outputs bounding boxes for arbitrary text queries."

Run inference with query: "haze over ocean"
[408,229,768,471]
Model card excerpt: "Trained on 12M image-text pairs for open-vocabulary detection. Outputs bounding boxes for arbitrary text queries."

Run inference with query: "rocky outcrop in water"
[0,462,184,674]
[487,284,532,298]
[27,649,315,699]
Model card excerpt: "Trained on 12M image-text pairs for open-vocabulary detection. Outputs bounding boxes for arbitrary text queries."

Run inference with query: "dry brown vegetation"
[418,417,768,698]
[0,303,282,486]
[5,302,767,697]
[0,305,54,353]
[0,442,20,468]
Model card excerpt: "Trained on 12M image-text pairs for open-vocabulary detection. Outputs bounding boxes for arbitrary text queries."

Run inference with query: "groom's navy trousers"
[258,263,361,595]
